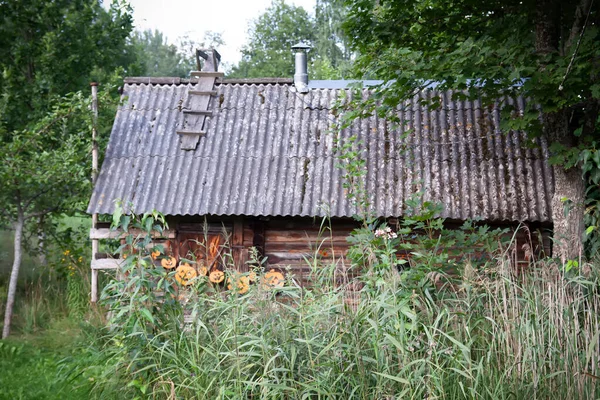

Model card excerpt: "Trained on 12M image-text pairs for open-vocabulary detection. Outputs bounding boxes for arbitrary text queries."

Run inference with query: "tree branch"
[566,0,594,51]
[24,207,59,221]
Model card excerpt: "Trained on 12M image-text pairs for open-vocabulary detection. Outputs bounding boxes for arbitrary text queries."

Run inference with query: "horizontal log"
[89,228,176,239]
[265,239,351,247]
[264,246,348,255]
[265,220,358,230]
[264,231,353,242]
[264,251,347,264]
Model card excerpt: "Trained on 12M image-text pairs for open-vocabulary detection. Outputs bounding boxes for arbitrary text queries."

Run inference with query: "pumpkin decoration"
[209,269,225,284]
[227,275,250,294]
[248,270,257,283]
[161,256,178,270]
[263,269,284,289]
[198,263,208,277]
[175,263,197,286]
[151,249,161,260]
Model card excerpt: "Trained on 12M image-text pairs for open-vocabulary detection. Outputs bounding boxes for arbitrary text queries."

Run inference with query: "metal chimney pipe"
[292,43,311,93]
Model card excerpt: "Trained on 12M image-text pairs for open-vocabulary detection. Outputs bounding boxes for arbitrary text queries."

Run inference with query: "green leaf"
[372,371,410,385]
[139,308,154,324]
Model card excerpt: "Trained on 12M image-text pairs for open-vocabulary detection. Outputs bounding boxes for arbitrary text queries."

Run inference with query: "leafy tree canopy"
[0,0,135,338]
[229,0,354,79]
[344,0,600,259]
[128,29,224,78]
[0,0,134,136]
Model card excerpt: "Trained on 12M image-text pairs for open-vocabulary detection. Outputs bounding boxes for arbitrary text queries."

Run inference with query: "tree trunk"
[38,216,47,267]
[544,111,586,263]
[535,0,587,263]
[3,213,25,339]
[551,165,585,263]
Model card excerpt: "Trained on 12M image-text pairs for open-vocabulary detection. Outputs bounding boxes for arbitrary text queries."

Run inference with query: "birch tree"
[0,0,133,337]
[0,93,92,338]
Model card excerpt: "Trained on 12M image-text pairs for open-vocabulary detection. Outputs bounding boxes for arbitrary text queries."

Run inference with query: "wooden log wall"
[262,218,358,286]
[159,216,552,287]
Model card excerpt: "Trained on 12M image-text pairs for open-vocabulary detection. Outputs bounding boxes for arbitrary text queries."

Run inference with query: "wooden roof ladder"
[177,49,224,150]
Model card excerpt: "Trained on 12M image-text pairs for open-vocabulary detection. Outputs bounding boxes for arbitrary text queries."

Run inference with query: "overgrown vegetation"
[1,1,599,398]
[46,210,597,399]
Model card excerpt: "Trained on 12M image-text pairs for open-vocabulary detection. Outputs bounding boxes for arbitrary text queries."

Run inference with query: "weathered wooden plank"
[267,242,350,251]
[264,240,352,249]
[177,222,232,233]
[265,219,359,230]
[189,90,218,96]
[265,231,353,241]
[233,217,245,270]
[183,109,213,116]
[89,228,176,239]
[176,130,207,136]
[265,251,347,264]
[252,220,266,259]
[180,74,217,150]
[91,258,121,270]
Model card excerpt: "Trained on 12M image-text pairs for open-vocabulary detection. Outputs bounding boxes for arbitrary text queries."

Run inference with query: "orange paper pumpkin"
[263,269,284,289]
[209,270,225,284]
[227,275,250,294]
[196,260,208,276]
[175,264,197,286]
[161,256,178,270]
[151,250,161,260]
[248,271,257,283]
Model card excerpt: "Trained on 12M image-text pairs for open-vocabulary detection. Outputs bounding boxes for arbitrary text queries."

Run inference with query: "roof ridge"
[123,77,294,86]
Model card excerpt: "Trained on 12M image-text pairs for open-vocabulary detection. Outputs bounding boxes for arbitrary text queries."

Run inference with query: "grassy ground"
[0,318,92,400]
[0,216,95,399]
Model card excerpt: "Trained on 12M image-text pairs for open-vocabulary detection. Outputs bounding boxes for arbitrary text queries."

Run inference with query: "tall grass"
[89,256,600,399]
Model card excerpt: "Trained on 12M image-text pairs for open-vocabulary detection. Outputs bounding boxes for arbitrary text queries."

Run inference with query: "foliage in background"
[0,0,134,138]
[343,0,600,261]
[229,0,354,79]
[127,29,225,78]
[583,147,600,257]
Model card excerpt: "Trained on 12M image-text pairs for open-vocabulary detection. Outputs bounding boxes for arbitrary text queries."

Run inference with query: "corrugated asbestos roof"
[87,78,554,222]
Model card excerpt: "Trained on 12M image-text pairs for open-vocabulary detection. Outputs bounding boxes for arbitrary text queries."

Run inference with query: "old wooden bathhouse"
[87,49,554,300]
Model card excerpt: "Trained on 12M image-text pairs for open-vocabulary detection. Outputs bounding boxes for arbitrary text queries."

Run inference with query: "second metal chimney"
[292,42,311,93]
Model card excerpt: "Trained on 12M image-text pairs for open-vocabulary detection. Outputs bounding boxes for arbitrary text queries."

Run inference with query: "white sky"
[120,0,317,65]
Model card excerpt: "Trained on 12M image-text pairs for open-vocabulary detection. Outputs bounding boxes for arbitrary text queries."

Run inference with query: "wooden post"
[232,217,245,271]
[90,82,99,303]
